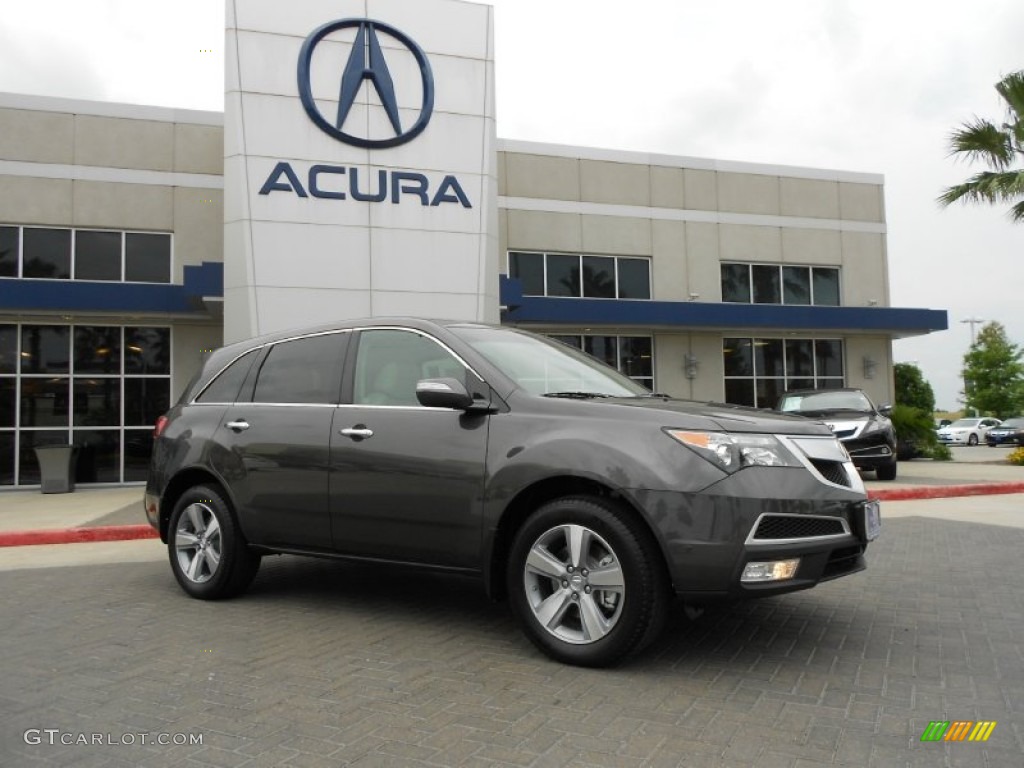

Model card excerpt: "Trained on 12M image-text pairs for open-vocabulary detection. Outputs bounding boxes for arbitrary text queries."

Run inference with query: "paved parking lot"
[3,497,1024,768]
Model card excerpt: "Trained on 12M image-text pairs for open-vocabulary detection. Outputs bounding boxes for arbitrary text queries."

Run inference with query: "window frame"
[722,335,846,408]
[721,262,842,307]
[509,251,652,301]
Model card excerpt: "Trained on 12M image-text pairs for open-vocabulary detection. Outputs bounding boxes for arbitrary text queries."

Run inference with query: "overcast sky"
[1,0,1021,410]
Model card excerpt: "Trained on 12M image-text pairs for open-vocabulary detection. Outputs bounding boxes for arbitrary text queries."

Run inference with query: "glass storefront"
[0,323,170,485]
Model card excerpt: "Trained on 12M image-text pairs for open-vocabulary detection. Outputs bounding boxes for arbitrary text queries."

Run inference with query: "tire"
[875,459,897,481]
[506,496,668,667]
[968,434,979,446]
[168,485,261,600]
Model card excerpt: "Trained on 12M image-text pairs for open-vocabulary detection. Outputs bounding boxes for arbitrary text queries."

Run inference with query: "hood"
[564,396,836,436]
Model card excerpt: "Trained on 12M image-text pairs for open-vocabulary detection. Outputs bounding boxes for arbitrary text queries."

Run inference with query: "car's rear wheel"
[506,496,667,667]
[968,434,979,446]
[875,459,897,481]
[168,485,260,600]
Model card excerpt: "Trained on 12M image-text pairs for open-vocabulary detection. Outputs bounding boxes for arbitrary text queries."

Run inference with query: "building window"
[721,263,840,306]
[0,226,172,284]
[509,252,651,300]
[548,334,654,389]
[723,337,844,408]
[0,322,171,486]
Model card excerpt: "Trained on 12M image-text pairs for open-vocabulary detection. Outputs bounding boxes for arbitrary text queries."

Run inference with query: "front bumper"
[633,466,874,601]
[842,435,895,469]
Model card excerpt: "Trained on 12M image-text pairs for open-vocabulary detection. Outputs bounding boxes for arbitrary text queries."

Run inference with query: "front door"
[329,328,489,569]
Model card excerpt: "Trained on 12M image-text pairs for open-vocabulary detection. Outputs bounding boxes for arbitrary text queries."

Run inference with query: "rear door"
[328,327,489,569]
[215,331,347,550]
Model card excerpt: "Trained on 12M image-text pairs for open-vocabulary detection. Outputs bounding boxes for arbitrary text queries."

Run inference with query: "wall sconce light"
[684,353,699,379]
[862,356,877,379]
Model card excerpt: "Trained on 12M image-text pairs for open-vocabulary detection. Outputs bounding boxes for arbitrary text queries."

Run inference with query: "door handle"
[339,427,374,440]
[226,419,250,432]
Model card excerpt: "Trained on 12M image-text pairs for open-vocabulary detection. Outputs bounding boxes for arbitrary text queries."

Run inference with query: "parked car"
[985,418,1024,447]
[776,388,898,480]
[937,417,1002,446]
[146,319,879,667]
[935,419,953,430]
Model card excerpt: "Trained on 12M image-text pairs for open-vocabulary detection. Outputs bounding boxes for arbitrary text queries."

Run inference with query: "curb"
[870,482,1024,502]
[0,525,159,548]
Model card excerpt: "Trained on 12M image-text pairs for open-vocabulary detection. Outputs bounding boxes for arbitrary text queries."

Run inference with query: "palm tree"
[938,70,1024,222]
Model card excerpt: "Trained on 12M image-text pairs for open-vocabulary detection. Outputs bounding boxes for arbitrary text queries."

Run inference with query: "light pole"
[960,317,983,416]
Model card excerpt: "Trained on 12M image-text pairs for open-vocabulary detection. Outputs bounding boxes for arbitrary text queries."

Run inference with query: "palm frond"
[947,119,1013,168]
[938,170,1024,206]
[1012,199,1024,223]
[995,70,1024,124]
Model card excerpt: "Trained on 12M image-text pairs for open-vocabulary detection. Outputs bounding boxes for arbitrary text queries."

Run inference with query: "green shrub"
[929,443,953,461]
[890,404,943,459]
[1008,447,1024,466]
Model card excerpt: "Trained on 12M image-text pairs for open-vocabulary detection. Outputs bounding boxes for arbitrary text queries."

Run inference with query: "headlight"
[665,430,802,473]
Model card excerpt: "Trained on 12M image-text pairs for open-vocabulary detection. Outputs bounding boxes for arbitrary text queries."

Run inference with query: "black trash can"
[34,445,79,494]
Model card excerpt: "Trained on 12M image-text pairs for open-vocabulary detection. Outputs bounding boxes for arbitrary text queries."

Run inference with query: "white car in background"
[937,417,1002,446]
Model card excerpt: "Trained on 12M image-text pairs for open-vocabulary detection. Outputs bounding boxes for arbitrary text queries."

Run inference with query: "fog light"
[741,558,800,583]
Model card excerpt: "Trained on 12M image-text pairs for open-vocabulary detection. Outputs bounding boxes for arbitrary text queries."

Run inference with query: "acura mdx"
[145,319,880,666]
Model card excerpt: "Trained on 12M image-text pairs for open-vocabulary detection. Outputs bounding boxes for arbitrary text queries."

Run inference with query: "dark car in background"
[985,417,1024,447]
[776,388,898,480]
[146,319,879,667]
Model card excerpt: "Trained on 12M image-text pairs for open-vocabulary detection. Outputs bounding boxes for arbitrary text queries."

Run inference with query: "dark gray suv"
[145,318,880,666]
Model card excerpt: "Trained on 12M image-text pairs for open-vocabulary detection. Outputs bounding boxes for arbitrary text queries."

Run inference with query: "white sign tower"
[224,0,498,343]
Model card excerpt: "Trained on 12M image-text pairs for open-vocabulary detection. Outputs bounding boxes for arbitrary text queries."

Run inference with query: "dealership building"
[0,0,946,487]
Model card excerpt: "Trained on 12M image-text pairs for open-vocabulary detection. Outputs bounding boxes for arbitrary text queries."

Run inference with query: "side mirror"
[415,378,474,410]
[878,403,893,416]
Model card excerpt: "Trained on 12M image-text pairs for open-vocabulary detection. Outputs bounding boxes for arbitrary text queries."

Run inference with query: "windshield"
[778,390,873,413]
[949,419,981,428]
[450,327,649,397]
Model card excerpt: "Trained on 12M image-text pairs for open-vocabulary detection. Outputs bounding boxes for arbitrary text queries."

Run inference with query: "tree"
[962,322,1024,417]
[893,363,936,413]
[938,70,1024,222]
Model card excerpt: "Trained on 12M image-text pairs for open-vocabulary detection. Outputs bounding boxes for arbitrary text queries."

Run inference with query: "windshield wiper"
[542,391,612,399]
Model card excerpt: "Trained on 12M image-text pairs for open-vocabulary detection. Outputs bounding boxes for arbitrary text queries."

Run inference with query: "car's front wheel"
[506,496,668,667]
[968,434,979,446]
[168,485,261,600]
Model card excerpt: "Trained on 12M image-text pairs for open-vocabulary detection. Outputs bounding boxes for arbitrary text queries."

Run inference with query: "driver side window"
[353,329,467,407]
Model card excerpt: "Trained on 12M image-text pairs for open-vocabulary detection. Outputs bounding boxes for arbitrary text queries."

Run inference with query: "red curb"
[0,525,159,548]
[870,482,1024,502]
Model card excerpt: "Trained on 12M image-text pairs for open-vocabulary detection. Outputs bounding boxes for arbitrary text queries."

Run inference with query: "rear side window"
[253,333,345,404]
[196,349,259,404]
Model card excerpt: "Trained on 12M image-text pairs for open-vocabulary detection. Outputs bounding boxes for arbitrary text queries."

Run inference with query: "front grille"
[752,515,847,541]
[809,459,851,487]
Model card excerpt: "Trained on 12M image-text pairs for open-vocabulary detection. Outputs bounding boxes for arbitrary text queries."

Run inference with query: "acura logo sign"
[297,19,435,149]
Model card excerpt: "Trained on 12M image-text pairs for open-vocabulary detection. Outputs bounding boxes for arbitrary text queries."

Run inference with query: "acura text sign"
[224,0,498,342]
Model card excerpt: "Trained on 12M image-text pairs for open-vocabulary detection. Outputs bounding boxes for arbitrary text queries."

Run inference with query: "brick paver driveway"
[3,514,1022,767]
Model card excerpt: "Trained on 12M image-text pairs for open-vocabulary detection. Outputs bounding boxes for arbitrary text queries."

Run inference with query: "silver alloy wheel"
[174,502,222,584]
[523,523,625,644]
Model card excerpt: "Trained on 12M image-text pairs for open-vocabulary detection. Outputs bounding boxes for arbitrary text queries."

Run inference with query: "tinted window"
[354,330,467,407]
[546,254,580,297]
[0,432,13,485]
[75,230,122,281]
[0,325,15,374]
[723,338,753,376]
[752,265,780,304]
[21,326,70,373]
[509,252,544,296]
[253,334,344,404]
[125,327,170,374]
[124,378,171,426]
[21,378,70,427]
[721,264,750,302]
[583,336,617,368]
[74,327,121,374]
[582,256,615,298]
[23,228,71,279]
[72,378,120,427]
[786,339,814,377]
[0,226,17,277]
[0,378,13,427]
[125,233,171,283]
[813,268,840,306]
[197,350,258,403]
[616,258,651,299]
[815,340,843,377]
[782,266,810,305]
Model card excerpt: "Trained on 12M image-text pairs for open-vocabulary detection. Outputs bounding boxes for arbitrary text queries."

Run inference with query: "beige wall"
[172,323,225,401]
